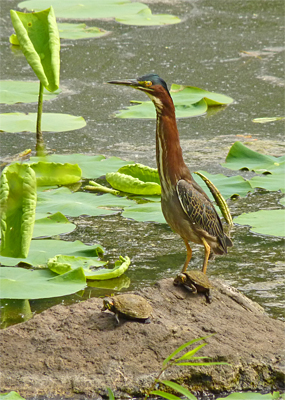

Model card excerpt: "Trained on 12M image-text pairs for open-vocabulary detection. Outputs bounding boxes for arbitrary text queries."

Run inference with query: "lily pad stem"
[36,81,46,156]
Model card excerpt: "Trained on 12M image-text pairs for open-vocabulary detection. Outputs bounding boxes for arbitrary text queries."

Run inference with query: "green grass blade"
[150,390,183,400]
[176,343,207,361]
[107,388,115,400]
[175,361,229,366]
[162,335,214,366]
[160,380,197,400]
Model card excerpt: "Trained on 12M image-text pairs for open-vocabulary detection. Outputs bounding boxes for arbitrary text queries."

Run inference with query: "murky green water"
[0,0,284,323]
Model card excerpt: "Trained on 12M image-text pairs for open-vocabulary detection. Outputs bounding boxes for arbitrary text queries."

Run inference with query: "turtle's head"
[102,298,114,312]
[173,273,187,286]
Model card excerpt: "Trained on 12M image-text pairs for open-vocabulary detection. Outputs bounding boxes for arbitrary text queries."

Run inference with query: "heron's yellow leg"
[181,239,192,273]
[201,237,211,274]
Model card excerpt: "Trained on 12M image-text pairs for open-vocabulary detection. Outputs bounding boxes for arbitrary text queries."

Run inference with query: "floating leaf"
[115,99,208,119]
[106,163,161,195]
[48,254,106,275]
[10,7,60,92]
[0,391,26,400]
[0,163,37,258]
[33,212,76,238]
[0,81,61,104]
[18,0,149,20]
[0,266,86,299]
[252,117,285,123]
[216,392,282,400]
[223,141,285,173]
[0,239,103,267]
[29,154,133,179]
[0,113,86,133]
[30,161,82,186]
[234,210,285,237]
[86,255,130,280]
[194,171,252,199]
[36,187,134,217]
[249,174,285,193]
[116,8,180,25]
[114,84,233,119]
[57,22,110,39]
[122,202,166,224]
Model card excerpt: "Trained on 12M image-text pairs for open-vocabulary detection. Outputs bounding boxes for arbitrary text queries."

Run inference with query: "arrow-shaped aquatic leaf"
[10,7,60,92]
[0,163,37,258]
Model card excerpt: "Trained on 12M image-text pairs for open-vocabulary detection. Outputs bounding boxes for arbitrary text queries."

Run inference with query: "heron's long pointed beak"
[108,79,139,87]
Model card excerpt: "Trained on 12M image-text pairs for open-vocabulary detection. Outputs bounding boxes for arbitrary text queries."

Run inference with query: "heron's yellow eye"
[145,81,152,87]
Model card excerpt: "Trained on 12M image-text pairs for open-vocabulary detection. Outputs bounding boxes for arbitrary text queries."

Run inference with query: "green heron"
[108,74,232,274]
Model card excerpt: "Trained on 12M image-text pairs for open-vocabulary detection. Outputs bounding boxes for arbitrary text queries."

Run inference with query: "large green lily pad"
[249,174,285,193]
[36,187,134,217]
[223,141,285,173]
[217,391,282,400]
[19,0,148,20]
[33,212,76,238]
[0,266,86,299]
[234,210,285,237]
[0,239,103,267]
[29,154,133,179]
[0,81,61,104]
[30,161,82,186]
[194,171,252,199]
[122,202,166,224]
[0,113,86,133]
[114,84,233,119]
[57,23,110,40]
[48,254,130,280]
[116,7,180,25]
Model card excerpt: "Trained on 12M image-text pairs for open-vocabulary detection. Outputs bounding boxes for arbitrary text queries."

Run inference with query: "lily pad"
[48,255,129,280]
[114,84,233,119]
[0,81,61,104]
[248,174,285,193]
[57,23,110,40]
[193,171,252,199]
[0,391,26,400]
[217,391,282,400]
[18,0,149,20]
[48,254,106,275]
[0,266,86,299]
[234,210,285,237]
[29,154,133,179]
[0,239,103,267]
[30,161,82,186]
[0,113,86,133]
[116,7,180,26]
[33,212,76,238]
[223,141,285,173]
[122,202,166,224]
[106,163,161,195]
[36,186,134,217]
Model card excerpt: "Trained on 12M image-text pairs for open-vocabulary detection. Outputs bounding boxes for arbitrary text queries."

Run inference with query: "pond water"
[0,0,284,322]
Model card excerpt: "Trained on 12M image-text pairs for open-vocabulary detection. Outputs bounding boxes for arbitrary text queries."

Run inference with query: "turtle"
[173,270,213,303]
[102,294,153,324]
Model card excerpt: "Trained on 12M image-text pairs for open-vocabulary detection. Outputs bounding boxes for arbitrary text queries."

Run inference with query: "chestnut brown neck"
[151,91,192,194]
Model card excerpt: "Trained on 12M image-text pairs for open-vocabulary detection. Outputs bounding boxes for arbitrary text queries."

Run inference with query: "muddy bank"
[1,278,284,399]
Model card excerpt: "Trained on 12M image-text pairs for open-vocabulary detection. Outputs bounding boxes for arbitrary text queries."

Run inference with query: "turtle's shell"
[174,270,212,290]
[184,270,212,289]
[103,294,152,320]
